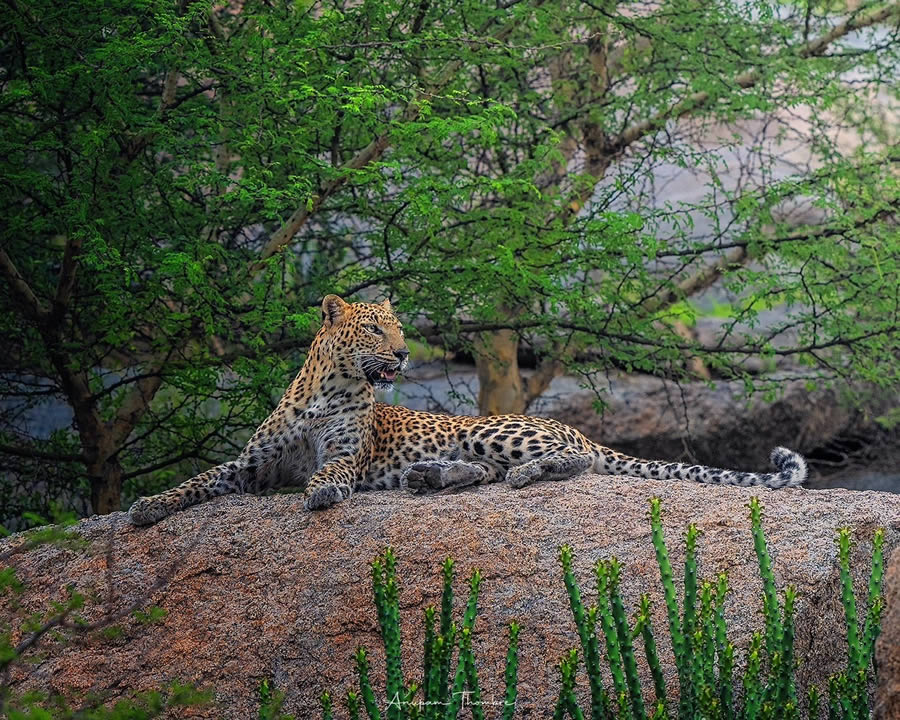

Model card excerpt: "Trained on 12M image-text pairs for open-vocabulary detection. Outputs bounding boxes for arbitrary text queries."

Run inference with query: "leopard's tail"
[592,445,806,489]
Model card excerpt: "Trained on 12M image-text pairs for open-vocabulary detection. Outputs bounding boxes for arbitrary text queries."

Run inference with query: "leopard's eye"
[365,324,383,335]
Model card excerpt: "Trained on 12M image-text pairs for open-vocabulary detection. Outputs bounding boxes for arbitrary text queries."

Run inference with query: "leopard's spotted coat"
[128,295,806,525]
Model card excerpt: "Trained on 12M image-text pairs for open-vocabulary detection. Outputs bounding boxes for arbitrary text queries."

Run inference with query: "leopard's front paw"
[400,463,431,494]
[505,466,539,489]
[128,496,173,526]
[304,483,353,511]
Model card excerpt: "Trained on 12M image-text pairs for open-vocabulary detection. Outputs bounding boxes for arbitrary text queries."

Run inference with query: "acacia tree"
[302,0,900,414]
[1,0,517,516]
[1,0,898,517]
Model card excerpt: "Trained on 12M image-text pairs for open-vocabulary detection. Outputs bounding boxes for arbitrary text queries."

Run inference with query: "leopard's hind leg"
[400,459,497,494]
[505,451,594,489]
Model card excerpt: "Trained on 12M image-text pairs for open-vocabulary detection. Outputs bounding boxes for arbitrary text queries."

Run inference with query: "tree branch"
[0,247,107,464]
[108,373,165,448]
[0,248,48,322]
[52,235,82,320]
[524,356,564,406]
[640,246,749,315]
[251,125,403,271]
[655,199,898,258]
[121,439,221,481]
[609,2,899,157]
[0,442,84,463]
[450,320,895,357]
[565,22,614,218]
[0,529,199,715]
[160,68,179,113]
[250,7,538,271]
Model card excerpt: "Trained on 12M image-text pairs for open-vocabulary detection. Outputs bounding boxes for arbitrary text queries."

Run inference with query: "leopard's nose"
[394,349,409,362]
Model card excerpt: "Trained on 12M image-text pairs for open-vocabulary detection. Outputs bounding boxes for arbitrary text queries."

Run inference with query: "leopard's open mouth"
[365,365,401,387]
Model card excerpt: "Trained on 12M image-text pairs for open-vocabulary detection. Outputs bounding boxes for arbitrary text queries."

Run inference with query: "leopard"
[128,294,807,525]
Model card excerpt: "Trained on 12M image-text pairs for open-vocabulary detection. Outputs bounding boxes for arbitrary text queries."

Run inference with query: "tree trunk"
[88,456,124,515]
[474,329,528,415]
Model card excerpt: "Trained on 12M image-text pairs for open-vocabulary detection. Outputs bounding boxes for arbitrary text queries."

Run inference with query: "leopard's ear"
[321,294,350,328]
[380,298,392,311]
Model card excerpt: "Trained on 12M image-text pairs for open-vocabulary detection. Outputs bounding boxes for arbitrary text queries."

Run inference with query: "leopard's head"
[319,294,409,389]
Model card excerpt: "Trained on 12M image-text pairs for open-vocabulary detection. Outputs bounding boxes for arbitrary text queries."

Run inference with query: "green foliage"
[131,606,167,625]
[354,648,381,720]
[714,574,736,720]
[0,510,86,556]
[436,557,456,710]
[748,498,783,662]
[310,509,884,719]
[635,594,667,711]
[607,558,646,718]
[319,548,518,720]
[560,544,610,718]
[554,649,586,720]
[595,558,629,714]
[502,622,521,720]
[100,624,125,642]
[551,499,885,720]
[257,678,293,720]
[2,0,898,519]
[830,527,886,720]
[321,692,335,720]
[372,549,404,719]
[4,684,210,720]
[649,498,688,711]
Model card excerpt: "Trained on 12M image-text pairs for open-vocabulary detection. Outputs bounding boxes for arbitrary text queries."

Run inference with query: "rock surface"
[4,478,899,718]
[876,546,900,720]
